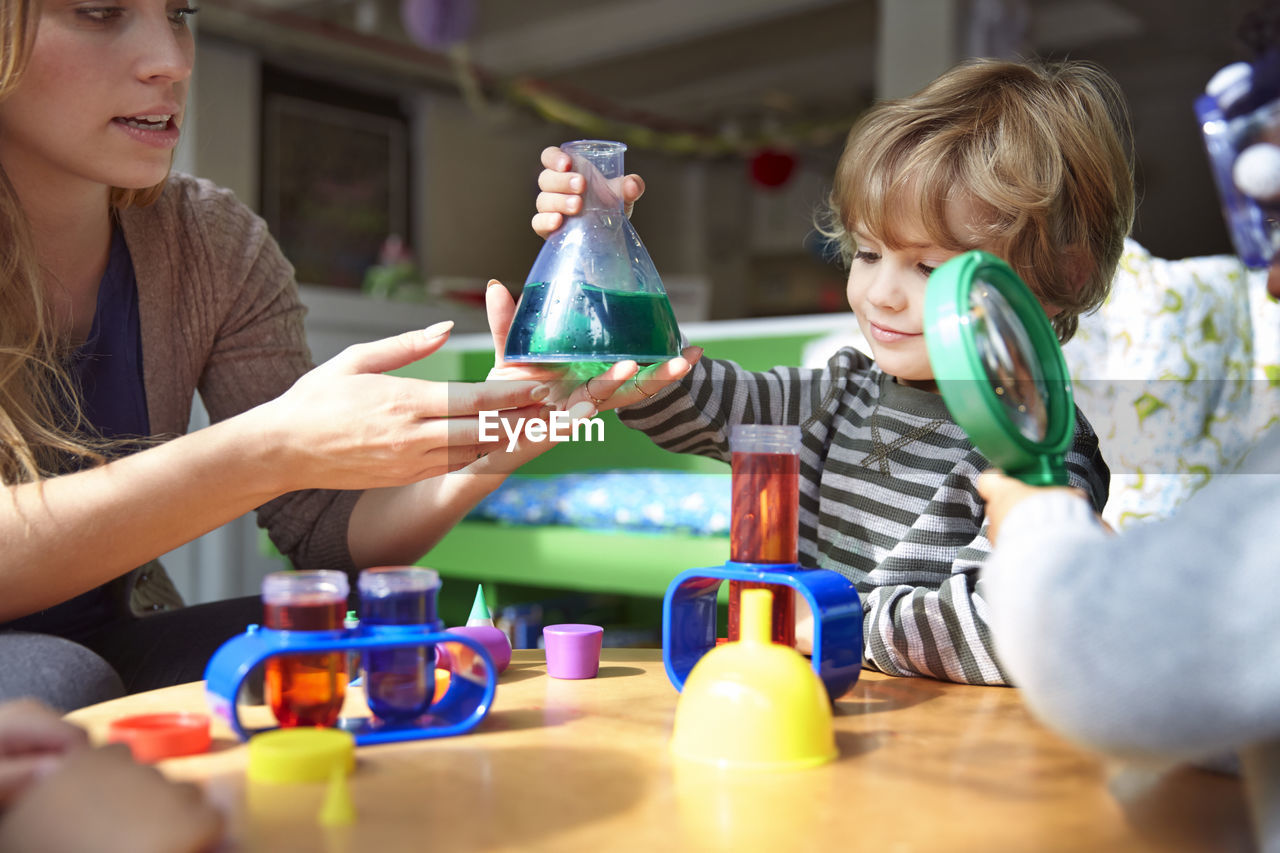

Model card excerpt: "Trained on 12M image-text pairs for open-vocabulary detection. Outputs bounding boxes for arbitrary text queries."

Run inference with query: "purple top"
[68,225,150,441]
[2,226,150,641]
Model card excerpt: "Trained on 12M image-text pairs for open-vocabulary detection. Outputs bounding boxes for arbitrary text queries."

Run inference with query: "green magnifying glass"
[924,251,1073,486]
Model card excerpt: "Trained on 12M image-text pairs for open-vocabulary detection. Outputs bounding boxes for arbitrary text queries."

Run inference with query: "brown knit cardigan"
[117,173,359,606]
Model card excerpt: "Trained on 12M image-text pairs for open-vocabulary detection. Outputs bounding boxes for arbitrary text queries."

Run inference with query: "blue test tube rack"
[204,624,497,746]
[663,561,862,701]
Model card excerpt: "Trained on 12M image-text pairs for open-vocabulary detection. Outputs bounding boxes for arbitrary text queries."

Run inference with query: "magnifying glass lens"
[969,281,1050,442]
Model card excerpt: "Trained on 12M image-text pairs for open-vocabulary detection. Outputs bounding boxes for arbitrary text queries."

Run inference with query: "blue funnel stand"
[663,562,862,701]
[204,624,496,746]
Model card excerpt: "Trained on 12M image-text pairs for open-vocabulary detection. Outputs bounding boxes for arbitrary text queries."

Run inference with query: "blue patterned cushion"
[468,470,731,536]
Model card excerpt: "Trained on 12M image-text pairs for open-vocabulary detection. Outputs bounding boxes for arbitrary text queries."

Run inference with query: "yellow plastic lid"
[248,728,355,784]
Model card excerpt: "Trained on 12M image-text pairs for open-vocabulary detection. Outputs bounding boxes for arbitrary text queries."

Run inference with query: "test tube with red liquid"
[261,570,349,728]
[727,424,801,646]
[358,566,441,723]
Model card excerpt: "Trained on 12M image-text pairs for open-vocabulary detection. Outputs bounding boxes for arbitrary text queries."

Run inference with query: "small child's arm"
[982,428,1280,763]
[977,469,1094,545]
[618,348,845,460]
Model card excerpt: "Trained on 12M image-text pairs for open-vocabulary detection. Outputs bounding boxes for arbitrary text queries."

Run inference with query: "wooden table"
[68,650,1252,853]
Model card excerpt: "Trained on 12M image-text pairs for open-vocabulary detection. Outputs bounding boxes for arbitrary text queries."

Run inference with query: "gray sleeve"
[983,429,1280,761]
[187,184,359,575]
[617,350,851,459]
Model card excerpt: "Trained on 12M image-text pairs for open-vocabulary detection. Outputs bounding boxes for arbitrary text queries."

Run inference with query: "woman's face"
[0,0,195,193]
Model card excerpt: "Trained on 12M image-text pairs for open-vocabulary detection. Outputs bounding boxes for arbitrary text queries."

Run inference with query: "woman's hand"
[257,320,551,493]
[483,280,701,416]
[976,469,1089,545]
[532,145,646,238]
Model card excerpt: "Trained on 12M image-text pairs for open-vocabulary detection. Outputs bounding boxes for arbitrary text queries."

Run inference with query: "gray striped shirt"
[618,347,1109,685]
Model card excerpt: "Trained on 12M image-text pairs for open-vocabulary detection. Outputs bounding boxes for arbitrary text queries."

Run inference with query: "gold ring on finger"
[584,377,607,406]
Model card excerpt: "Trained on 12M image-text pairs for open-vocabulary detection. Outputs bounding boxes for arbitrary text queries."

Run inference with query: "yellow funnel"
[670,588,837,770]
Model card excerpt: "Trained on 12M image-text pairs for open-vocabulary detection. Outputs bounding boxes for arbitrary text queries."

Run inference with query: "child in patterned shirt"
[535,58,1136,685]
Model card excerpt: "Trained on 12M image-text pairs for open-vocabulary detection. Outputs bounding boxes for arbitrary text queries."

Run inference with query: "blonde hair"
[0,0,169,484]
[822,58,1135,343]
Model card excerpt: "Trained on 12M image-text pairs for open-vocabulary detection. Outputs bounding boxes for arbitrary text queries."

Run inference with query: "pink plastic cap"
[542,624,604,679]
[439,625,512,674]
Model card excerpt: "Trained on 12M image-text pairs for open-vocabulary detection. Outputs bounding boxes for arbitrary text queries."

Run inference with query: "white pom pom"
[1207,62,1253,106]
[1233,143,1280,201]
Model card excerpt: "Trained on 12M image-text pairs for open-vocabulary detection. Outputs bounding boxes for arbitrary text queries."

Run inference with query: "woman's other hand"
[259,320,551,492]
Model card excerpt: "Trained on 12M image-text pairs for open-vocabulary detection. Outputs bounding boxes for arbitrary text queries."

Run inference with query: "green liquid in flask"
[504,281,680,364]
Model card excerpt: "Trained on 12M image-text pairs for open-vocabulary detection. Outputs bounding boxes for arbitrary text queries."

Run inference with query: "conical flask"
[504,140,682,364]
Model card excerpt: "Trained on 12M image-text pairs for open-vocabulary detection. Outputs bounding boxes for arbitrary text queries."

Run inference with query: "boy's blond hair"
[824,58,1135,343]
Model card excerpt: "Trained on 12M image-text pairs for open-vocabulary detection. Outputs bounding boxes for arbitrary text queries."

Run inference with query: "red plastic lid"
[107,712,211,763]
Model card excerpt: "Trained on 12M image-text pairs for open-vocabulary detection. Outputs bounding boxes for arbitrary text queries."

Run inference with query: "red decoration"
[749,148,797,188]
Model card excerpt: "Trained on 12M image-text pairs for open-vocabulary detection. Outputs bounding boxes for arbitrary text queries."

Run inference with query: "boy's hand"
[794,597,814,656]
[532,145,645,238]
[976,469,1089,545]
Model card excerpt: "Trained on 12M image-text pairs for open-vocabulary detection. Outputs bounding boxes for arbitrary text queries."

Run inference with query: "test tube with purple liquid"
[358,567,442,723]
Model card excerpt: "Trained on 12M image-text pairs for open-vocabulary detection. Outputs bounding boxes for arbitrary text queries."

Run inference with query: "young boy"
[538,59,1135,686]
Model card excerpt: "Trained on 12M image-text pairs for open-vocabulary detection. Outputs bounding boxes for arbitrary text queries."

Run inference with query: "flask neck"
[564,144,625,214]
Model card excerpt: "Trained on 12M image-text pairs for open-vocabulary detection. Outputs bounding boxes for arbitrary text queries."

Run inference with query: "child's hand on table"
[0,743,224,853]
[794,599,815,656]
[531,145,646,238]
[0,699,223,853]
[0,700,87,806]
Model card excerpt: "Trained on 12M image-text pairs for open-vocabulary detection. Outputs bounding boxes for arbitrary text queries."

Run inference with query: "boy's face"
[846,225,969,389]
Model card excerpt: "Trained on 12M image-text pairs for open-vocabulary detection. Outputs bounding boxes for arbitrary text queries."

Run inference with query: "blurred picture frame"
[261,68,410,290]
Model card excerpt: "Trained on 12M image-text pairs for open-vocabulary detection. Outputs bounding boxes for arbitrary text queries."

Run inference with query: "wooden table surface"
[67,649,1253,853]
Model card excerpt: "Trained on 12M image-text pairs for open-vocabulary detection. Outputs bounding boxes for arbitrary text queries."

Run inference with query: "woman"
[0,0,696,708]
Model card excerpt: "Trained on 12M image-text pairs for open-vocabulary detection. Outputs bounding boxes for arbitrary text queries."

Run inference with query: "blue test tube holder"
[204,624,497,746]
[663,561,862,701]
